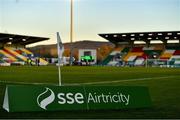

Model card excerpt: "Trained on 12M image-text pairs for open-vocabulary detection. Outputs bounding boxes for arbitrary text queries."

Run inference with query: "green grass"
[0,66,180,119]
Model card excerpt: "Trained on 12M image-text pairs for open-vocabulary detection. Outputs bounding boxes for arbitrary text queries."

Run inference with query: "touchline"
[57,92,130,105]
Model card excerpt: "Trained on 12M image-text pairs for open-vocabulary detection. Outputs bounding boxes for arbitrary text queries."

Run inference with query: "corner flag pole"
[56,32,64,86]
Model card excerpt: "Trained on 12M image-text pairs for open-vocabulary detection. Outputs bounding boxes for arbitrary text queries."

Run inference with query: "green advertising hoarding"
[3,85,152,112]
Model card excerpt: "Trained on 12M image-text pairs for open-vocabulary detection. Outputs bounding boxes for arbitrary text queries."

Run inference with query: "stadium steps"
[153,45,164,50]
[20,48,48,65]
[160,48,180,66]
[101,55,113,65]
[0,50,17,62]
[134,58,145,66]
[121,47,130,53]
[174,60,180,65]
[131,47,143,52]
[122,46,163,62]
[127,55,137,62]
[110,47,124,55]
[3,48,22,61]
[144,50,162,56]
[39,58,48,65]
[107,61,119,66]
[123,47,144,62]
[170,55,180,60]
[160,50,175,60]
[123,52,144,62]
[4,47,27,61]
[166,46,180,50]
[20,48,33,55]
[160,48,180,59]
[100,47,125,65]
[173,50,180,55]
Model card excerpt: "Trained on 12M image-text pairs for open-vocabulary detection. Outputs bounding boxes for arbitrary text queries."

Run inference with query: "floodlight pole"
[69,0,74,66]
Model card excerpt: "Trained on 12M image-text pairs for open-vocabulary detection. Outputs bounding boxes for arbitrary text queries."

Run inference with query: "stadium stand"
[0,33,49,66]
[101,55,114,66]
[101,47,127,66]
[160,49,175,60]
[0,49,17,62]
[20,48,33,55]
[99,31,180,67]
[4,47,27,61]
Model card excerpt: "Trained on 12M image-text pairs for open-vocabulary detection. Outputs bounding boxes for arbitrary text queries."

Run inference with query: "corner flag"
[57,32,64,61]
[56,32,64,86]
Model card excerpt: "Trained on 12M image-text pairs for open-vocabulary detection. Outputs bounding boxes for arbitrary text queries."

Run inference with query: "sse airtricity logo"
[37,87,55,110]
[36,87,131,110]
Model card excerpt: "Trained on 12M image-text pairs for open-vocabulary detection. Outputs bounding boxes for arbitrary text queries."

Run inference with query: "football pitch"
[0,66,180,119]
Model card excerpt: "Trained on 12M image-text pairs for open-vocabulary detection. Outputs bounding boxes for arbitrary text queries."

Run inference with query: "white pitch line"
[0,75,178,86]
[65,75,179,85]
[0,80,57,85]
